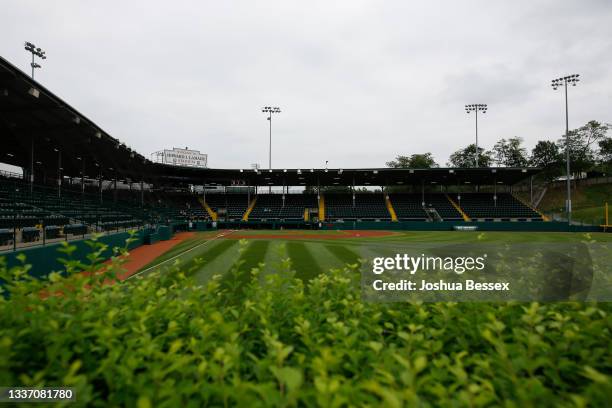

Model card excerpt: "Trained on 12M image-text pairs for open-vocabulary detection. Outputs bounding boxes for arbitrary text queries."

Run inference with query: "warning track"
[222,230,398,240]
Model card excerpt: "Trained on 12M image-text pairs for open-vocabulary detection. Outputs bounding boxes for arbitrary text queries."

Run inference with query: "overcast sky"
[2,0,611,170]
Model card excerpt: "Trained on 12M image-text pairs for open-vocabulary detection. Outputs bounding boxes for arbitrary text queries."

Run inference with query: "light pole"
[262,106,281,193]
[261,106,281,169]
[465,104,487,167]
[552,74,580,226]
[24,42,46,79]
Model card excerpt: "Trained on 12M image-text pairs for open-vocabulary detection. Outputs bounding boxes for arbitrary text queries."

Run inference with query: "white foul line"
[125,230,235,280]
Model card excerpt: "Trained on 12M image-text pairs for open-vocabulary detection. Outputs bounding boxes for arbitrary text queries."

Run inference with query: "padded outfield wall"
[1,230,147,280]
[0,223,218,281]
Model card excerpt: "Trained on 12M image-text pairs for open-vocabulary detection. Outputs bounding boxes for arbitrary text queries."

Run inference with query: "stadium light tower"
[551,74,580,226]
[465,104,487,167]
[24,42,47,79]
[261,106,281,169]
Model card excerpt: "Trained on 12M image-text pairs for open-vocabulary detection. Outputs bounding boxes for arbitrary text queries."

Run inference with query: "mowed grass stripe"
[146,239,238,279]
[262,241,290,278]
[237,240,271,271]
[287,242,322,282]
[182,239,238,272]
[222,240,270,299]
[138,232,217,271]
[324,244,361,265]
[191,240,243,284]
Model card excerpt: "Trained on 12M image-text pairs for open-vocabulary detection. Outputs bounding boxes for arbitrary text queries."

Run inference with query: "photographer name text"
[372,279,510,292]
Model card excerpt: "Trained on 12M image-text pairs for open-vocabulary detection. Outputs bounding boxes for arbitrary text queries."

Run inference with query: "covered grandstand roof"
[158,166,540,187]
[1,55,540,187]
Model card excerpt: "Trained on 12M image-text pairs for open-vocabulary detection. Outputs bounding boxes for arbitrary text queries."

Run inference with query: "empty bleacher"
[456,193,542,220]
[326,193,391,221]
[0,180,143,234]
[424,194,463,220]
[388,194,428,220]
[248,194,318,221]
[204,193,250,221]
[146,192,209,222]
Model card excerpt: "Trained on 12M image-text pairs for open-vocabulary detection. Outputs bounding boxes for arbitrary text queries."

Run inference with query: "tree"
[447,144,492,168]
[599,137,612,163]
[386,153,438,169]
[557,120,609,174]
[530,141,561,167]
[529,140,563,181]
[492,137,528,167]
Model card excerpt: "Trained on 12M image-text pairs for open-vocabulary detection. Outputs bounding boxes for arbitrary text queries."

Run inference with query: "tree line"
[386,120,612,181]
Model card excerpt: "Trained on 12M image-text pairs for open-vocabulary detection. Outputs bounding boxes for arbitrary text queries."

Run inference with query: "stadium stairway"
[385,195,398,222]
[445,194,471,221]
[198,197,218,221]
[319,194,325,222]
[242,196,258,221]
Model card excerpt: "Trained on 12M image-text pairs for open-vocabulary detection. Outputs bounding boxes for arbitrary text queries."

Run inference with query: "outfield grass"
[138,230,612,285]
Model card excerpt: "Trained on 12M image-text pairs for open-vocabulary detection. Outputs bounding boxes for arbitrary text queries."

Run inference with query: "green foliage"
[530,140,564,182]
[386,153,438,169]
[556,121,610,174]
[492,137,528,167]
[447,144,493,168]
[1,238,611,407]
[599,137,612,164]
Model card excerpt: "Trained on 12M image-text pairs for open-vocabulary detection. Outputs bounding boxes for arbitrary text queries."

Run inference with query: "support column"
[57,149,62,198]
[421,180,425,207]
[457,180,461,207]
[494,177,497,208]
[30,138,34,194]
[81,158,86,197]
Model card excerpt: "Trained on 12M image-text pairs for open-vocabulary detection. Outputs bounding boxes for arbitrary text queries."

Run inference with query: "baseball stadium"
[1,37,612,407]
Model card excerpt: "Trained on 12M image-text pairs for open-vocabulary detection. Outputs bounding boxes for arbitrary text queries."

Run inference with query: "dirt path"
[115,231,196,280]
[223,230,398,240]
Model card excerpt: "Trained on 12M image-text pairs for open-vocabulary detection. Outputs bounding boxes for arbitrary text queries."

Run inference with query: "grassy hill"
[535,183,612,225]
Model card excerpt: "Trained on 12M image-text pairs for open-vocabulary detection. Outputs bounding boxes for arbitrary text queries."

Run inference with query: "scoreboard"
[152,147,208,168]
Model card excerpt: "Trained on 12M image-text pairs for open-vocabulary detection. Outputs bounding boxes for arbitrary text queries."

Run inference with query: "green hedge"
[0,241,610,406]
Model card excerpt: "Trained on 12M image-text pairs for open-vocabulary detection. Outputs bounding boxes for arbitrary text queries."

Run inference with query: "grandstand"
[325,193,391,221]
[457,193,542,221]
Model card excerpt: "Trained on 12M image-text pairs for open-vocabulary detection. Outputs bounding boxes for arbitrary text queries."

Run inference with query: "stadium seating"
[280,194,318,220]
[424,194,463,220]
[456,193,542,220]
[204,193,250,221]
[388,194,428,220]
[0,180,143,234]
[249,194,318,221]
[325,193,391,221]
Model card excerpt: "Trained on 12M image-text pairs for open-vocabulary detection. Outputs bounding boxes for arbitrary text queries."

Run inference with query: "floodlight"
[551,73,581,225]
[24,41,47,79]
[464,103,488,167]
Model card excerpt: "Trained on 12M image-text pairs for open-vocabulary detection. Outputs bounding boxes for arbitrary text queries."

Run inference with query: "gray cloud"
[1,0,611,170]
